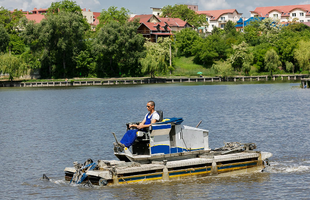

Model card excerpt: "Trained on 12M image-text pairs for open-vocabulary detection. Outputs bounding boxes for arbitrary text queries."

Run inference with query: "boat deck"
[65,151,266,185]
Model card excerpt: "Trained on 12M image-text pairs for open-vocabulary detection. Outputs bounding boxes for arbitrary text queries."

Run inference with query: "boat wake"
[265,161,310,174]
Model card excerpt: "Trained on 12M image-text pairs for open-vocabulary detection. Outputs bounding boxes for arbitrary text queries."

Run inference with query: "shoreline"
[0,74,308,88]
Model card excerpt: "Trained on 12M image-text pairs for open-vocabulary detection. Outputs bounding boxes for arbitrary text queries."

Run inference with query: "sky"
[1,0,310,17]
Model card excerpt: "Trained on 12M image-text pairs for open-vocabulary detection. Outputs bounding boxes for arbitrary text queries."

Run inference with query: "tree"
[92,21,145,77]
[0,54,26,81]
[294,40,310,71]
[264,49,281,76]
[96,6,130,30]
[228,41,253,72]
[259,18,280,44]
[48,0,82,14]
[161,4,207,28]
[252,43,272,71]
[211,61,233,79]
[224,20,236,34]
[9,34,25,55]
[140,38,172,78]
[175,28,200,56]
[244,25,259,46]
[211,26,220,35]
[0,7,25,34]
[22,11,87,78]
[285,61,294,73]
[192,38,218,66]
[0,24,9,52]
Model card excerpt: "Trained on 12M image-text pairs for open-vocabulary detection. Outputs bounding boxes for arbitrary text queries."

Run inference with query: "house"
[24,13,46,23]
[158,17,192,32]
[186,5,198,12]
[196,9,242,33]
[31,8,48,14]
[24,8,47,23]
[251,4,310,22]
[131,14,173,42]
[81,8,94,24]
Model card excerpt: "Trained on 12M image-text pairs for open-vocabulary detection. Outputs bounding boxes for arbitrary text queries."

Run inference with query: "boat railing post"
[258,153,263,166]
[162,160,169,181]
[112,167,119,185]
[211,158,218,175]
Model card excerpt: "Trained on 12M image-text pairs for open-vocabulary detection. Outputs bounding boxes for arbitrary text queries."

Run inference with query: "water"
[1,82,310,199]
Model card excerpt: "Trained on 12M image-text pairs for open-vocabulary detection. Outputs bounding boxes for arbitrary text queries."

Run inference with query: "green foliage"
[192,33,229,66]
[92,21,145,77]
[0,7,25,34]
[22,11,87,78]
[97,6,130,30]
[294,40,310,71]
[0,53,26,81]
[264,49,281,76]
[252,43,272,71]
[161,4,207,28]
[285,61,294,73]
[244,25,259,46]
[224,20,236,34]
[9,34,26,55]
[140,38,172,78]
[48,0,82,14]
[0,24,9,52]
[228,41,253,73]
[20,50,41,71]
[211,61,233,78]
[175,28,200,56]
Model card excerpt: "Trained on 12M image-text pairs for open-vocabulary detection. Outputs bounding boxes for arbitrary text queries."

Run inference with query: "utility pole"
[169,43,172,67]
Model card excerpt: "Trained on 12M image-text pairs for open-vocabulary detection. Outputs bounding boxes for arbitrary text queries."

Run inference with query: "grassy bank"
[173,56,308,77]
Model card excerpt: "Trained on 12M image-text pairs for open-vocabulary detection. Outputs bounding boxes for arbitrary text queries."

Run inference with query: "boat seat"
[156,110,163,122]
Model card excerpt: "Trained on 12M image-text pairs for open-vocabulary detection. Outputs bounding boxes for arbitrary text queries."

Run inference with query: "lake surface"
[1,82,310,199]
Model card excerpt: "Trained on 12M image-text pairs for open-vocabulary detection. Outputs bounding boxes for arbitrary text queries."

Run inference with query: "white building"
[196,9,242,33]
[150,7,162,16]
[251,4,310,22]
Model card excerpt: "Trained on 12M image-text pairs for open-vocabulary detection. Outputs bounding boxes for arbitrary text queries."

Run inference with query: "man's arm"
[136,118,155,129]
[129,118,146,129]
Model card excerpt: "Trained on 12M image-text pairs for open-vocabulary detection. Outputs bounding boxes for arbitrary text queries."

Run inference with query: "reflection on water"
[1,82,310,199]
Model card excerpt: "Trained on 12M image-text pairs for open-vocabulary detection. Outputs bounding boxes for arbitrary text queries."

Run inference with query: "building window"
[300,20,304,22]
[212,25,214,27]
[220,17,225,21]
[206,18,208,21]
[292,13,296,17]
[273,14,278,18]
[221,24,225,28]
[300,13,304,16]
[308,20,310,22]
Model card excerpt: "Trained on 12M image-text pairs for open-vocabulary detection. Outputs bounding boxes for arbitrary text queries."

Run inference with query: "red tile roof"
[93,12,101,20]
[196,9,241,20]
[302,22,310,27]
[130,14,160,23]
[141,22,171,31]
[158,17,190,27]
[251,4,310,17]
[24,14,45,23]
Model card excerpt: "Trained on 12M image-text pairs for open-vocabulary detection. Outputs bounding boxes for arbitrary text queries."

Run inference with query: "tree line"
[175,18,310,77]
[1,1,310,81]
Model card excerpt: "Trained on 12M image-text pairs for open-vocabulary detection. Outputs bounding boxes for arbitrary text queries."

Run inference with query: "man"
[118,101,159,148]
